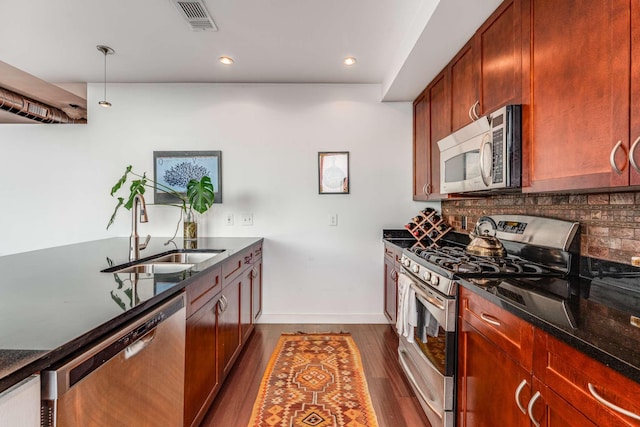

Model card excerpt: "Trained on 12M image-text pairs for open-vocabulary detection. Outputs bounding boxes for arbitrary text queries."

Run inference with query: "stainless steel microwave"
[437,105,521,194]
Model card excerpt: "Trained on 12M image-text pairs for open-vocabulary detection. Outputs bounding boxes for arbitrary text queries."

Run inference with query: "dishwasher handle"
[124,329,157,360]
[42,294,184,399]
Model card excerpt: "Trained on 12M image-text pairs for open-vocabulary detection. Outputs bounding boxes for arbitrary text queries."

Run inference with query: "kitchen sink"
[146,252,221,265]
[112,263,195,274]
[101,249,225,274]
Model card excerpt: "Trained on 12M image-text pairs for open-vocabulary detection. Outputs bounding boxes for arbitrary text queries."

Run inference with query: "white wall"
[0,83,439,322]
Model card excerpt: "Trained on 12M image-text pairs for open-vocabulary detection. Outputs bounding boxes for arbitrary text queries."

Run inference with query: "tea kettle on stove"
[466,216,506,257]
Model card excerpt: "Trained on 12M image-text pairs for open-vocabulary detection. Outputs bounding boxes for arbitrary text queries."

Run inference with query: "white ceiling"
[0,0,503,102]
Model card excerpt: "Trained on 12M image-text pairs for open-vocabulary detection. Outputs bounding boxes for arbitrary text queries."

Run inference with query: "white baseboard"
[256,313,389,324]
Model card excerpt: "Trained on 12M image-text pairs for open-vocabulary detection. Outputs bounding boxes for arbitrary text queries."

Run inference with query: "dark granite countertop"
[458,265,640,384]
[0,236,262,393]
[382,229,415,249]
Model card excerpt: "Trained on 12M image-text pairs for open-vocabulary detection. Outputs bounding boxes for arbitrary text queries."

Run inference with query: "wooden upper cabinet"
[524,0,632,192]
[429,71,450,198]
[413,70,451,200]
[450,40,479,132]
[413,93,430,200]
[477,0,523,116]
[631,0,640,186]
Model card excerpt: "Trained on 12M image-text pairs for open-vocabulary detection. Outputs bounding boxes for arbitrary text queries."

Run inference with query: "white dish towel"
[396,274,417,342]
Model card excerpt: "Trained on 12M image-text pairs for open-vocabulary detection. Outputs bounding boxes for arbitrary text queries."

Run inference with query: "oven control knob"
[431,275,440,286]
[412,264,420,274]
[422,271,431,281]
[403,259,411,267]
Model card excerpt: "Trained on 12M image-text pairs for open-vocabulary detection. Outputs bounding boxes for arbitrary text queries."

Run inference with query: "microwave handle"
[479,133,492,187]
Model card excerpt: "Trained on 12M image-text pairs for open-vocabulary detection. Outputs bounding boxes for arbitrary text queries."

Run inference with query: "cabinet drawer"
[252,242,263,260]
[533,330,640,427]
[384,243,395,261]
[186,266,221,317]
[222,249,252,286]
[459,286,533,370]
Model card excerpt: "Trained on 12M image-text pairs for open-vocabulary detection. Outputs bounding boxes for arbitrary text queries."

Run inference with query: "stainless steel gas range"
[397,215,580,427]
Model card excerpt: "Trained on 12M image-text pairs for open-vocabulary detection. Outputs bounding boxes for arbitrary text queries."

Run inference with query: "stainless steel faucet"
[129,194,150,261]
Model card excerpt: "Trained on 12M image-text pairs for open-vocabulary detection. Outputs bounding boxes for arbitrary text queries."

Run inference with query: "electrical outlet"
[329,214,338,226]
[241,213,253,226]
[225,214,234,225]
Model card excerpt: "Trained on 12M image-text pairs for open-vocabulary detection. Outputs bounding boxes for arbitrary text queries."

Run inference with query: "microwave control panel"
[492,127,504,183]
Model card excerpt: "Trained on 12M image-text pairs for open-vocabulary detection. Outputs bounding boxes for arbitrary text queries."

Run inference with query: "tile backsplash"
[441,191,640,265]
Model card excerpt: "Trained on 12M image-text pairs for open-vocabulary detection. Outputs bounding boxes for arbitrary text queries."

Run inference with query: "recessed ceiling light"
[344,57,357,66]
[219,56,234,65]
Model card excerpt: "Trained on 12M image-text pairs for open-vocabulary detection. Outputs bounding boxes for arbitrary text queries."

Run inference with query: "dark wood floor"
[200,323,431,427]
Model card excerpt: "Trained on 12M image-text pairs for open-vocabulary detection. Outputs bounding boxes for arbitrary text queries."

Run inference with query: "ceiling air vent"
[172,0,218,31]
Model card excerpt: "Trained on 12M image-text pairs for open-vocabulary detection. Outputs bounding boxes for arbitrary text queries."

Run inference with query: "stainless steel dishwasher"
[41,293,186,427]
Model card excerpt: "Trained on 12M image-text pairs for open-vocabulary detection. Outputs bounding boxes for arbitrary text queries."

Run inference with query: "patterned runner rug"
[247,333,380,427]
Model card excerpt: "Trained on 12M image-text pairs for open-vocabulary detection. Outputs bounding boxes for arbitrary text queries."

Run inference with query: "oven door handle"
[413,285,445,312]
[399,348,442,418]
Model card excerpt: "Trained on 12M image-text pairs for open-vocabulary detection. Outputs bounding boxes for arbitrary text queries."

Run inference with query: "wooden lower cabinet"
[251,257,263,322]
[383,256,397,324]
[457,319,531,427]
[219,279,241,378]
[529,379,597,427]
[240,270,253,343]
[183,242,263,425]
[458,288,640,426]
[383,243,402,326]
[533,330,640,427]
[184,295,220,427]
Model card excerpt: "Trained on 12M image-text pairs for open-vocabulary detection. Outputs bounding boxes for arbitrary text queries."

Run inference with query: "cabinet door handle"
[468,100,480,121]
[609,140,628,175]
[422,183,431,197]
[219,295,228,313]
[588,383,640,421]
[251,267,258,279]
[527,391,542,427]
[630,135,640,173]
[479,133,492,187]
[480,313,501,327]
[390,269,398,280]
[514,379,528,415]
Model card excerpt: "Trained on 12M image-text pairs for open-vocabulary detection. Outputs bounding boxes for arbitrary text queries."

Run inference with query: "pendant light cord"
[103,50,107,101]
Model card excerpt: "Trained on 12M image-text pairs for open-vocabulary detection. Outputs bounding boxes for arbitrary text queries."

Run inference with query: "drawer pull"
[480,313,501,327]
[588,383,640,421]
[527,391,541,427]
[514,379,528,415]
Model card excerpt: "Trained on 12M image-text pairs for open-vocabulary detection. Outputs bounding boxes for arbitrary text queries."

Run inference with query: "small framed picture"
[318,152,349,194]
[153,150,222,204]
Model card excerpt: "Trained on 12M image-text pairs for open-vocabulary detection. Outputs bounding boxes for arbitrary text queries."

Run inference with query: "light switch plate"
[329,214,338,226]
[241,213,253,226]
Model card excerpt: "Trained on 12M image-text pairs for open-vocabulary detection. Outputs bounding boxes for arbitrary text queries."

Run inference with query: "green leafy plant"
[107,165,215,231]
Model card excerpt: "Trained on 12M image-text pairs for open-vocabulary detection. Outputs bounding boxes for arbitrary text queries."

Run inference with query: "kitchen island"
[0,236,262,394]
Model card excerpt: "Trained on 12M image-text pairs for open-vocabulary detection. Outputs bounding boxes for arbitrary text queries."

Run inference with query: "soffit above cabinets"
[0,61,87,124]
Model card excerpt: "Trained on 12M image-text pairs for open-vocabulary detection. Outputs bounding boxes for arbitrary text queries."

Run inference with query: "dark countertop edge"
[459,281,640,384]
[0,237,263,394]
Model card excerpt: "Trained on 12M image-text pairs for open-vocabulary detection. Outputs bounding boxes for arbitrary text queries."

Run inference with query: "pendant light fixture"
[96,45,115,107]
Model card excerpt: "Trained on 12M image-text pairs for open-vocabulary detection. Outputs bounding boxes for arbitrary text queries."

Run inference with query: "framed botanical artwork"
[153,150,222,204]
[318,151,349,194]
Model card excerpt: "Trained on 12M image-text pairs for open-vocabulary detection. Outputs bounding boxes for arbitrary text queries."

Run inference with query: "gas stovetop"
[409,246,560,278]
[400,215,581,297]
